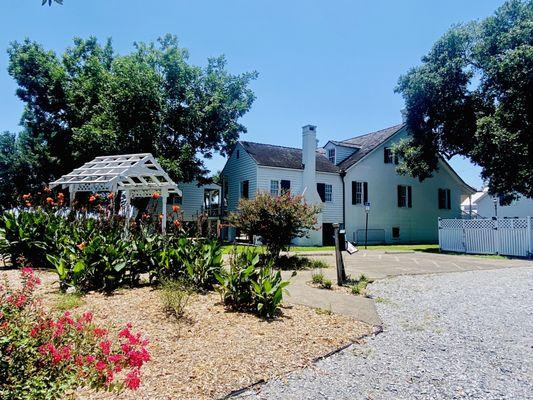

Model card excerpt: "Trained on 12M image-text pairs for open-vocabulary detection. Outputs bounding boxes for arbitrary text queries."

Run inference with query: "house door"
[322,223,335,246]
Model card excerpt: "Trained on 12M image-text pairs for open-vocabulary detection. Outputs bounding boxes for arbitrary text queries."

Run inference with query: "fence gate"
[438,217,533,258]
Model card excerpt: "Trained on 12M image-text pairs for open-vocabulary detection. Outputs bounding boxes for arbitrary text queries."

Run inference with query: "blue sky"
[0,0,506,189]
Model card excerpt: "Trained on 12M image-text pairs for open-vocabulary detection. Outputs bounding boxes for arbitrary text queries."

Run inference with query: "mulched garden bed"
[1,268,372,400]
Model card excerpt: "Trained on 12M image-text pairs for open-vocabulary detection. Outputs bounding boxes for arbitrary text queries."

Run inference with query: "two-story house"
[221,123,475,246]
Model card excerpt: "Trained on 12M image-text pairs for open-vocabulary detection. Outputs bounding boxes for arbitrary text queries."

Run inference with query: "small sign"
[364,202,371,212]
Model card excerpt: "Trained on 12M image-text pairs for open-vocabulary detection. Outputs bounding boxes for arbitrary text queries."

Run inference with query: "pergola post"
[161,188,168,234]
[69,190,76,207]
[124,189,131,233]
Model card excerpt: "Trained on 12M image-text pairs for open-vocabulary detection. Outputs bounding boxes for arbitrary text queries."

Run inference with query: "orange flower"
[46,197,54,205]
[108,192,115,200]
[172,205,180,212]
[89,195,96,203]
[152,192,160,199]
[43,186,52,193]
[22,194,31,201]
[57,192,65,199]
[173,220,181,228]
[77,242,87,251]
[158,214,163,220]
[25,202,32,207]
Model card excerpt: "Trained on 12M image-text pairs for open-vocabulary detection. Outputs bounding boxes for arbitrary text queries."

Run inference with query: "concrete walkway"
[281,250,533,327]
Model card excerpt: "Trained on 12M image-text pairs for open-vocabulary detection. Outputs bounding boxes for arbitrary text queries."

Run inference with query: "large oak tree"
[395,0,532,199]
[0,35,256,207]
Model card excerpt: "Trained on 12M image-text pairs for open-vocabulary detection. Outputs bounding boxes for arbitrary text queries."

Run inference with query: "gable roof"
[337,123,406,169]
[239,141,339,173]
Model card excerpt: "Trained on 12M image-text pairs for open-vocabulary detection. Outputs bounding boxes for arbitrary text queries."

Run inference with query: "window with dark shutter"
[384,148,392,163]
[352,181,357,204]
[363,182,368,204]
[398,185,412,208]
[446,189,451,209]
[317,183,326,202]
[241,180,249,199]
[438,188,444,209]
[280,180,290,193]
[438,188,451,209]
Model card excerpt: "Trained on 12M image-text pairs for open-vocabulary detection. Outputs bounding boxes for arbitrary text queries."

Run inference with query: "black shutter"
[363,182,368,204]
[351,181,357,204]
[317,183,326,202]
[384,148,389,163]
[397,185,402,207]
[242,180,249,199]
[407,186,412,208]
[281,180,290,192]
[446,189,451,209]
[438,189,444,209]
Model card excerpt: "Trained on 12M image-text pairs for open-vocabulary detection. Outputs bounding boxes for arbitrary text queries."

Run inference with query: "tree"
[395,0,532,199]
[42,0,63,5]
[229,192,321,259]
[2,35,256,206]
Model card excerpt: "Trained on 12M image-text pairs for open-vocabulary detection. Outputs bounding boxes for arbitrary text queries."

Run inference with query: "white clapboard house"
[220,123,475,246]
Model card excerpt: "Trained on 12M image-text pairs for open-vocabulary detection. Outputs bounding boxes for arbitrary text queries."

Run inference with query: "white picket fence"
[438,217,533,258]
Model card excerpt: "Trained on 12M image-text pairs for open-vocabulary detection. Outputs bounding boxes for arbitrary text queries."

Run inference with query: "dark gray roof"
[337,123,406,169]
[239,141,339,173]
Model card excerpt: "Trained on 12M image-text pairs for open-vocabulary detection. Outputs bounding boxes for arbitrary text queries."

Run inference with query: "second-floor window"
[270,180,279,197]
[384,147,399,164]
[352,181,368,205]
[397,185,412,208]
[438,188,451,209]
[241,180,249,199]
[327,148,336,164]
[316,183,333,202]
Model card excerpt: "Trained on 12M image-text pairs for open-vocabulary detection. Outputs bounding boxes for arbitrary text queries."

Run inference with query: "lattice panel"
[464,219,495,230]
[439,219,463,229]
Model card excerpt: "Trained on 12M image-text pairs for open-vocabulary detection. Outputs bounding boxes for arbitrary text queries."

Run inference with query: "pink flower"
[125,369,141,390]
[99,340,111,355]
[95,360,107,372]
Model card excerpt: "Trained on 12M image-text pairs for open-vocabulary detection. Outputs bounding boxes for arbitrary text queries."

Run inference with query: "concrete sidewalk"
[280,250,532,327]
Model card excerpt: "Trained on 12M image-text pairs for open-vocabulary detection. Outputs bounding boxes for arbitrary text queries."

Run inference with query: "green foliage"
[395,0,533,199]
[229,192,321,259]
[276,255,330,270]
[1,210,222,294]
[350,274,370,296]
[159,279,190,320]
[216,247,291,318]
[321,278,333,290]
[2,35,257,207]
[311,270,324,284]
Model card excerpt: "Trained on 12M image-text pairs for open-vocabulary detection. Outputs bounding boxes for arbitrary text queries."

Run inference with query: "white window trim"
[327,148,336,164]
[270,180,279,197]
[324,184,333,202]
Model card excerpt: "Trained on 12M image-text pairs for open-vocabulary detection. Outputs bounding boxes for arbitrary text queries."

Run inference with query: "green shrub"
[216,247,290,318]
[322,278,333,289]
[159,279,190,320]
[277,255,330,270]
[311,270,325,284]
[350,274,370,295]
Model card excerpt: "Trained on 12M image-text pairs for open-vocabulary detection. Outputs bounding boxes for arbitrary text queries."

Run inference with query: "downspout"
[340,169,346,229]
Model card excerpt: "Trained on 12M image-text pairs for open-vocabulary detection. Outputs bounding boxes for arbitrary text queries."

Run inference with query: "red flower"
[173,220,181,228]
[151,191,160,199]
[172,205,180,212]
[94,327,108,337]
[125,369,141,390]
[99,340,111,355]
[89,195,96,203]
[46,197,54,205]
[95,360,107,372]
[108,192,115,200]
[22,194,31,200]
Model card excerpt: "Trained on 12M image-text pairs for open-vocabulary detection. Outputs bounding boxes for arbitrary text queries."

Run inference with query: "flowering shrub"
[229,191,321,259]
[0,268,150,400]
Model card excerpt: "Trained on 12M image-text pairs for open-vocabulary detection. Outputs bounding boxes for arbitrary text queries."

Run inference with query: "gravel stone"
[237,267,533,400]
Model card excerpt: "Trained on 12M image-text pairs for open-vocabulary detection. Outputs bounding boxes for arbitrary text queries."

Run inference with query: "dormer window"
[327,148,336,164]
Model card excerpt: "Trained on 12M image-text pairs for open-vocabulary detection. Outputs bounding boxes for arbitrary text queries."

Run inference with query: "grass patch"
[159,279,191,321]
[349,274,370,296]
[315,306,332,315]
[310,269,333,290]
[53,293,85,311]
[363,243,439,252]
[221,244,336,254]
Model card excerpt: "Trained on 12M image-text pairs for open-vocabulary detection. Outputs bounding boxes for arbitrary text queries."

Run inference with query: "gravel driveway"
[237,267,533,400]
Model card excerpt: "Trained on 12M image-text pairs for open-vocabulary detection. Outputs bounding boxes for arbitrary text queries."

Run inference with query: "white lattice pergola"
[49,153,181,233]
